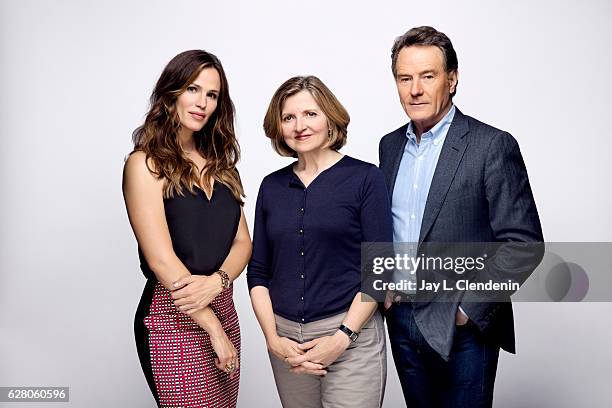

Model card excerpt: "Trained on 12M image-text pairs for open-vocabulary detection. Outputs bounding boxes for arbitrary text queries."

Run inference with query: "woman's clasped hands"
[270,331,351,377]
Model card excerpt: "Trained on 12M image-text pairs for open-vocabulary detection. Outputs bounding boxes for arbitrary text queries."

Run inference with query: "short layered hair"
[391,26,459,97]
[263,76,349,157]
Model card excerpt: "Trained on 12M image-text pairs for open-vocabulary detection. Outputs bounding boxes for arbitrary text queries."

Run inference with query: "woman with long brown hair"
[123,50,251,408]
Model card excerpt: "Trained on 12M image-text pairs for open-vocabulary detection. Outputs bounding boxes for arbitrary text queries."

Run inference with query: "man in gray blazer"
[379,26,543,407]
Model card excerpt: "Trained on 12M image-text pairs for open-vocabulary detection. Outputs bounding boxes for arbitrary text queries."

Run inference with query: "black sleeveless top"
[139,183,241,279]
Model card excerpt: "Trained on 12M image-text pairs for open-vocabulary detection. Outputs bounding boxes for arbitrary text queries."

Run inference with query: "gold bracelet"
[214,269,230,290]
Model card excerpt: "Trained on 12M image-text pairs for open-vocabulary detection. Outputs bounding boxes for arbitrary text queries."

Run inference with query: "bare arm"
[249,286,279,343]
[122,152,223,335]
[219,209,252,281]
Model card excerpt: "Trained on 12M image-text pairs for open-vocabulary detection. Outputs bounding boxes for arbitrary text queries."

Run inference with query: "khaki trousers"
[269,311,386,408]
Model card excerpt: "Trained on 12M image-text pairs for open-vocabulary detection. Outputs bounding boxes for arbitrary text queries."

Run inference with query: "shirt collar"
[406,104,456,144]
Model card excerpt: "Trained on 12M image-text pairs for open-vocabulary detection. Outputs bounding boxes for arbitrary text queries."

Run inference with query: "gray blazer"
[379,107,543,360]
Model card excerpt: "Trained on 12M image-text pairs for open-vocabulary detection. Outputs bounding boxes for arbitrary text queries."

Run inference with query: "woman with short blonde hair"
[249,75,391,407]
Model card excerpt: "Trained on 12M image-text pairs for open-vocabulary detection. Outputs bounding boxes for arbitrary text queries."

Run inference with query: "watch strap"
[338,324,359,342]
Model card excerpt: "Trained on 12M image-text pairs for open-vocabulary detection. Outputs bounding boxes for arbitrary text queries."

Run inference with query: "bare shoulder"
[123,151,161,190]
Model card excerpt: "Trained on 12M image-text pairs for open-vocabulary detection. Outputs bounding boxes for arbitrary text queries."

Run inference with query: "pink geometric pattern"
[144,282,240,407]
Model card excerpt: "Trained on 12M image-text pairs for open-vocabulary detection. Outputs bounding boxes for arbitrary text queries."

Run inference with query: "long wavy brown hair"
[132,50,244,204]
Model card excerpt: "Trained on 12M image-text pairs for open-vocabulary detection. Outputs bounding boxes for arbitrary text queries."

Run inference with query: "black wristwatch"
[338,324,359,342]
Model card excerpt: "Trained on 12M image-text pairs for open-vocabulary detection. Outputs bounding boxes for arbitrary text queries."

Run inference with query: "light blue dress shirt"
[392,105,456,287]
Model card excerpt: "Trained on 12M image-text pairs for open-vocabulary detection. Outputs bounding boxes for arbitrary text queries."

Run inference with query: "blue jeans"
[386,302,499,408]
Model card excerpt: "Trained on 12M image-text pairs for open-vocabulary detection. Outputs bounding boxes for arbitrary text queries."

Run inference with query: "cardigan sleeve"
[246,180,273,291]
[359,165,394,298]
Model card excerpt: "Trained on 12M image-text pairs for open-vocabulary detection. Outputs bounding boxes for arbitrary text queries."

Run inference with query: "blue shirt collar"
[406,104,456,144]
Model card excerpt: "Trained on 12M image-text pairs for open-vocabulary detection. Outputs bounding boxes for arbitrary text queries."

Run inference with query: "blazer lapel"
[418,109,470,243]
[388,126,409,198]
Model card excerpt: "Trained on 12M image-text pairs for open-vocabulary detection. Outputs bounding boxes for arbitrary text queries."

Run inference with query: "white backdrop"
[1,0,611,407]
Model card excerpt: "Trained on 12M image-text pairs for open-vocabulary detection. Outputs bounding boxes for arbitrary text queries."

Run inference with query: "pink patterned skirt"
[135,280,240,408]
